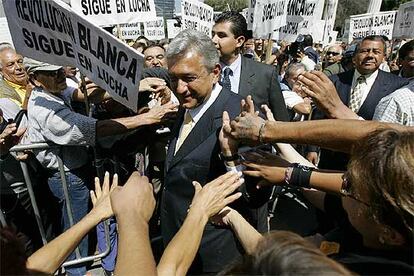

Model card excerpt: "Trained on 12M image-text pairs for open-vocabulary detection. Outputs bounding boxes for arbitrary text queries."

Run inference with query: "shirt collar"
[354,69,379,83]
[4,79,26,90]
[188,83,222,124]
[220,54,241,73]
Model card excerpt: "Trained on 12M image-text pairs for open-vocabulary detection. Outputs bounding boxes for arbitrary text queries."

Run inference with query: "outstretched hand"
[90,171,119,221]
[219,111,239,156]
[190,172,243,220]
[110,172,156,222]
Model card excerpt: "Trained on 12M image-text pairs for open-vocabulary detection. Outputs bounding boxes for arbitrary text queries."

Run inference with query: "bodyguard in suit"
[161,30,270,273]
[212,11,289,122]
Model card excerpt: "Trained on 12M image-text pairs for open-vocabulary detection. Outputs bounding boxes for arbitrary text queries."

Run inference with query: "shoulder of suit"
[242,56,275,72]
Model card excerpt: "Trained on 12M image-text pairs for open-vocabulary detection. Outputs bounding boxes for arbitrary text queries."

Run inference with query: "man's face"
[0,49,27,86]
[326,45,342,65]
[143,46,167,68]
[255,39,263,52]
[243,38,255,52]
[169,51,220,109]
[34,68,67,94]
[353,40,385,74]
[212,22,244,60]
[400,49,414,78]
[287,68,305,91]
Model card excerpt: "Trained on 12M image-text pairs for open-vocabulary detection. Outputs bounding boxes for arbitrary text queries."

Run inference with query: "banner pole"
[265,33,273,64]
[80,74,90,115]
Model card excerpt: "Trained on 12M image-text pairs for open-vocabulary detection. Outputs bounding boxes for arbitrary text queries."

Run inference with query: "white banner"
[181,0,214,36]
[4,0,144,112]
[393,1,414,39]
[253,0,325,41]
[144,17,165,40]
[349,11,397,43]
[70,0,156,26]
[116,22,144,40]
[0,17,13,46]
[166,19,181,39]
[322,0,338,44]
[246,0,256,30]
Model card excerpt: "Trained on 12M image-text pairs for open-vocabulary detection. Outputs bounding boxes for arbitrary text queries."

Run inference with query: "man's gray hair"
[0,43,15,70]
[166,29,219,71]
[285,62,306,79]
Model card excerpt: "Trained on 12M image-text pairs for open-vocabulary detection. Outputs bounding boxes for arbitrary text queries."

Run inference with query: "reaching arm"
[26,173,117,274]
[157,172,243,276]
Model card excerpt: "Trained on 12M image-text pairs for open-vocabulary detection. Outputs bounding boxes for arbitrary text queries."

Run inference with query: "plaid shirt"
[373,79,414,126]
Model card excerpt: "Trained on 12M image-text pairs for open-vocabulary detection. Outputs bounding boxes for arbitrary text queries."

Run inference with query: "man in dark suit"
[306,35,408,170]
[212,11,289,122]
[303,34,320,64]
[161,30,270,274]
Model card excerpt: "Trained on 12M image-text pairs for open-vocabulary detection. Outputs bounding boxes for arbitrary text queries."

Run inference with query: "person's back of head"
[303,34,313,47]
[347,129,414,250]
[219,231,351,275]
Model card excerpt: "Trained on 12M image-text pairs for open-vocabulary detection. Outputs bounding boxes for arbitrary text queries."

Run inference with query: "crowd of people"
[1,10,413,276]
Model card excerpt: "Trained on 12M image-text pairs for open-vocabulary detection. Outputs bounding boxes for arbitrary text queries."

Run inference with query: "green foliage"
[204,0,248,12]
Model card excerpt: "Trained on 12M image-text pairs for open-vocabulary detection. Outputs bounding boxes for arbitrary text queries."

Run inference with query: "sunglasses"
[326,51,341,56]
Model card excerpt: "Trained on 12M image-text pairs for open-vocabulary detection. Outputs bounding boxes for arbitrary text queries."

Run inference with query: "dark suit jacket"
[161,88,270,273]
[239,56,289,122]
[316,69,408,170]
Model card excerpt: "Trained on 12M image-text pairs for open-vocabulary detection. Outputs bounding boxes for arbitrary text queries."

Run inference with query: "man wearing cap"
[25,59,177,275]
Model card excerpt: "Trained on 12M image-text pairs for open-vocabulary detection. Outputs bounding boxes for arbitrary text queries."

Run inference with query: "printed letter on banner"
[71,0,156,26]
[4,0,144,112]
[181,0,214,36]
[349,11,397,43]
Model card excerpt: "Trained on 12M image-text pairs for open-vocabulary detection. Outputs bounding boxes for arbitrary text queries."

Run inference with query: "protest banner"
[70,0,156,26]
[181,0,214,36]
[253,0,325,41]
[393,1,414,39]
[0,17,13,46]
[3,0,144,112]
[349,11,397,43]
[144,17,165,40]
[322,0,338,44]
[115,22,144,40]
[246,0,256,30]
[166,19,181,39]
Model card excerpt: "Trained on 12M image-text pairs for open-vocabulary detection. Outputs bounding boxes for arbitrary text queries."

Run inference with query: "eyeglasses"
[326,51,341,56]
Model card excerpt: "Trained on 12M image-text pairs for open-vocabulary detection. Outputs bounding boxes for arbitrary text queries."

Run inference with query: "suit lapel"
[167,89,231,170]
[358,70,390,119]
[238,57,255,98]
[336,69,354,105]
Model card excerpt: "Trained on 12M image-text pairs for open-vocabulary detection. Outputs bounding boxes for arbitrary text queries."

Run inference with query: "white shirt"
[177,83,222,143]
[220,54,241,94]
[301,55,316,71]
[352,69,379,105]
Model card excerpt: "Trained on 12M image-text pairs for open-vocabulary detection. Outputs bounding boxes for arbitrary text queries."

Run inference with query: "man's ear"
[212,64,221,84]
[236,36,246,49]
[379,225,406,247]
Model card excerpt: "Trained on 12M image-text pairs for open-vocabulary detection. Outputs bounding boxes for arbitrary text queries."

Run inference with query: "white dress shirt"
[220,54,241,94]
[351,69,379,106]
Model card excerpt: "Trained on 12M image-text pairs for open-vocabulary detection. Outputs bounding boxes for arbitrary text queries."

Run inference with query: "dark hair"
[348,129,414,246]
[219,231,351,275]
[303,34,313,47]
[214,11,247,38]
[398,40,414,61]
[142,44,165,55]
[288,42,305,57]
[1,227,29,275]
[355,35,387,54]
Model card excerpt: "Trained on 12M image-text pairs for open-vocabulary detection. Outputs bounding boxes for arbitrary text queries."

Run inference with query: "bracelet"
[284,163,314,188]
[258,121,267,143]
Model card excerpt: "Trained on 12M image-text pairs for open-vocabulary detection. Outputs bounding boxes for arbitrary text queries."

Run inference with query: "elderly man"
[161,29,270,274]
[0,45,28,108]
[26,59,177,275]
[143,44,167,68]
[322,44,343,73]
